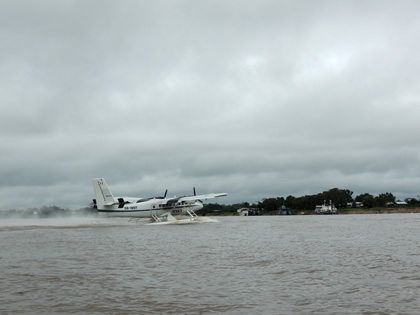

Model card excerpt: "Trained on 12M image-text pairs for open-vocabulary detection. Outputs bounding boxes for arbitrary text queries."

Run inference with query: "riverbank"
[208,207,420,216]
[337,207,420,215]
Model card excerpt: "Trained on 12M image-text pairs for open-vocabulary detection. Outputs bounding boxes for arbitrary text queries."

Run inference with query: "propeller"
[193,187,203,203]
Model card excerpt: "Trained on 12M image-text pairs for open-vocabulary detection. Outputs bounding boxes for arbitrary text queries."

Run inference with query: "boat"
[315,200,338,215]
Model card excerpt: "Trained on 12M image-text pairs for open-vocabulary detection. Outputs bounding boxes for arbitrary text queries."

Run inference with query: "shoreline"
[337,207,420,215]
[211,207,420,216]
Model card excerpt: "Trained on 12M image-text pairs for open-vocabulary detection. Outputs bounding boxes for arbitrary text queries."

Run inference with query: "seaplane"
[92,178,227,225]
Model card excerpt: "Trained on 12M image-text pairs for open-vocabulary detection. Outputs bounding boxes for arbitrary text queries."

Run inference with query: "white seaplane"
[92,178,227,225]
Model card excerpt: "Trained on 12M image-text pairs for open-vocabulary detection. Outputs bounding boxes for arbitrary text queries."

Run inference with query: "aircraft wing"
[177,193,228,203]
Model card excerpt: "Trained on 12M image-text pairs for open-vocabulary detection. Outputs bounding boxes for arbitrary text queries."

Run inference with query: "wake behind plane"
[92,178,227,224]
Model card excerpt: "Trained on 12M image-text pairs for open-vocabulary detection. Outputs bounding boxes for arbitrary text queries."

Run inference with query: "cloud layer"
[1,1,420,209]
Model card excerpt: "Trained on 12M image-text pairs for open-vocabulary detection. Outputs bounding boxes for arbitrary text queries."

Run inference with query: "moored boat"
[315,200,338,214]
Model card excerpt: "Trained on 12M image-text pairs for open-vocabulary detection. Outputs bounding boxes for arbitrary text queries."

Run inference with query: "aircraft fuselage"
[92,178,226,220]
[97,197,204,218]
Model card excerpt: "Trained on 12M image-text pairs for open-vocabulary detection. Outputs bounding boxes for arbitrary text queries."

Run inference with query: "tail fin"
[92,178,117,208]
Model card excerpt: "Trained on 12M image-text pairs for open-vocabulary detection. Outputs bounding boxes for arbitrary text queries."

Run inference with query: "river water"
[0,214,419,314]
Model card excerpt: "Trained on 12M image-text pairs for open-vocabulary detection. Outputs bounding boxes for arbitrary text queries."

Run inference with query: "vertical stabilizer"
[92,178,116,207]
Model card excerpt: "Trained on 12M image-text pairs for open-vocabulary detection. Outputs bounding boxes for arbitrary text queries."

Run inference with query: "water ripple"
[1,214,420,314]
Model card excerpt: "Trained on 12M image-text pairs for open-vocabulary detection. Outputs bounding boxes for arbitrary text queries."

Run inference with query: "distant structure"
[386,201,408,207]
[237,208,249,216]
[315,200,338,215]
[237,208,260,216]
[347,202,364,208]
[278,205,292,215]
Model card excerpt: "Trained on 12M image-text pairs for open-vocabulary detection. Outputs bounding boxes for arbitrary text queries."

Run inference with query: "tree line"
[202,188,420,214]
[2,188,419,218]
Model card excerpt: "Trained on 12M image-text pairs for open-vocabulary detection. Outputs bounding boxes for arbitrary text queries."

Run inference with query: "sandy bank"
[339,207,420,215]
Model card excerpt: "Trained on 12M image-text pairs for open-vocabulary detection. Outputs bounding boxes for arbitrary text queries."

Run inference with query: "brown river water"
[1,214,419,314]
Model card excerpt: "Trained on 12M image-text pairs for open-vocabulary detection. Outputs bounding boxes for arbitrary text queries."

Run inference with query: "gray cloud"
[1,0,420,209]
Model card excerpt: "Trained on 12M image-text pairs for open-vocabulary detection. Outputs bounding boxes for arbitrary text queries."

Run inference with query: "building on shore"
[237,208,261,216]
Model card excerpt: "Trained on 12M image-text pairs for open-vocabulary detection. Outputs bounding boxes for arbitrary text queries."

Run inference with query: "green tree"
[374,192,395,207]
[285,195,296,208]
[262,198,278,212]
[405,198,418,206]
[355,193,374,208]
[322,188,354,208]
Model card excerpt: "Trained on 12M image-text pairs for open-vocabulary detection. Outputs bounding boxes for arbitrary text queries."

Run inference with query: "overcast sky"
[1,0,420,209]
